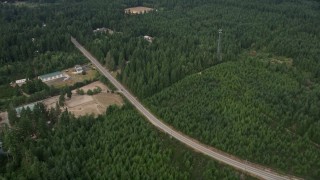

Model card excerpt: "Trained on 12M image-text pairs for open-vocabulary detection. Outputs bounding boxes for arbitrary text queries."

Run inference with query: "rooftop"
[125,6,154,14]
[39,71,63,79]
[15,102,39,116]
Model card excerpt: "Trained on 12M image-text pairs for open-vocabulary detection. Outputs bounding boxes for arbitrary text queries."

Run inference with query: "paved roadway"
[71,37,300,180]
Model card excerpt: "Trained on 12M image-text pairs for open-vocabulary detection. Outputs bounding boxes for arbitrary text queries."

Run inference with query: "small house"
[15,79,27,86]
[74,65,83,74]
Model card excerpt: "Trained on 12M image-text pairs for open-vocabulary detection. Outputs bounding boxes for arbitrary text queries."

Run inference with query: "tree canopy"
[0,104,248,179]
[146,54,320,179]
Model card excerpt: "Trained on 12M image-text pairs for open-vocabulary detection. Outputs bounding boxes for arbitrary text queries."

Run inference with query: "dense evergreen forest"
[83,1,319,177]
[0,104,248,179]
[0,0,319,178]
[146,55,320,179]
[1,0,319,94]
[84,0,320,98]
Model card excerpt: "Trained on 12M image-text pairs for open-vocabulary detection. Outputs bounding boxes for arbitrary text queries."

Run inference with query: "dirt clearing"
[43,81,123,117]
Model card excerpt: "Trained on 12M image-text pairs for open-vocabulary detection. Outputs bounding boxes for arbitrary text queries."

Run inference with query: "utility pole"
[217,29,223,62]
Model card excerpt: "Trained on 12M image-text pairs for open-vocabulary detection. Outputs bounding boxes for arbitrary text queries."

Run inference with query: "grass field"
[45,66,98,88]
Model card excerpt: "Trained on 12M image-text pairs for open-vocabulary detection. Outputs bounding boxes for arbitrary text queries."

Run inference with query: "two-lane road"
[71,37,299,180]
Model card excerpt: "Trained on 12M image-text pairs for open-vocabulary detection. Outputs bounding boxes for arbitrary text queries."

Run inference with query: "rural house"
[74,65,84,74]
[15,79,27,86]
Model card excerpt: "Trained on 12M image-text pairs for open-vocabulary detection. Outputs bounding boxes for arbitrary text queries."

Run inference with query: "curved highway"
[71,37,300,180]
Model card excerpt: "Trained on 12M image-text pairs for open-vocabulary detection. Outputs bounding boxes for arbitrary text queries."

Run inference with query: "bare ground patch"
[67,101,101,117]
[43,96,59,109]
[43,81,123,118]
[65,95,94,108]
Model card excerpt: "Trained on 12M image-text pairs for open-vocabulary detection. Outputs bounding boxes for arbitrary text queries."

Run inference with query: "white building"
[38,71,64,82]
[74,65,83,74]
[15,79,27,86]
[93,27,114,34]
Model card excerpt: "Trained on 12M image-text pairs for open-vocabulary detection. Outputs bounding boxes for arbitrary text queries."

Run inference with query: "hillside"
[1,0,319,179]
[0,105,249,179]
[145,53,320,179]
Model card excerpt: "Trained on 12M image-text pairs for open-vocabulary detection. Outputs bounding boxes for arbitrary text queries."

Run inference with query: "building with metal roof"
[15,79,27,86]
[15,102,39,117]
[38,71,64,82]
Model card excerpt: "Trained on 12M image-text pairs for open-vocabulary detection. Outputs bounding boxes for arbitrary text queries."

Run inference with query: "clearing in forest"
[43,81,123,117]
[45,64,98,88]
[248,51,293,67]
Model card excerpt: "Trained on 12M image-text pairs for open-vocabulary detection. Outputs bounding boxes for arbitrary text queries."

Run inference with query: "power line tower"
[217,29,223,62]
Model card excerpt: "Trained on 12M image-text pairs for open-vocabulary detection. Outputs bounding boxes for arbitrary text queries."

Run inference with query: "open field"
[0,81,120,123]
[72,81,109,93]
[43,81,123,117]
[43,96,59,109]
[45,65,98,88]
[248,51,293,67]
[124,6,154,14]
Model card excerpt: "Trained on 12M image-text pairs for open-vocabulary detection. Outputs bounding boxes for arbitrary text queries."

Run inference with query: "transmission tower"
[217,29,223,62]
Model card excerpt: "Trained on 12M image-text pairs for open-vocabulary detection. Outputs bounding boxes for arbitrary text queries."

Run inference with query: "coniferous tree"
[59,93,65,107]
